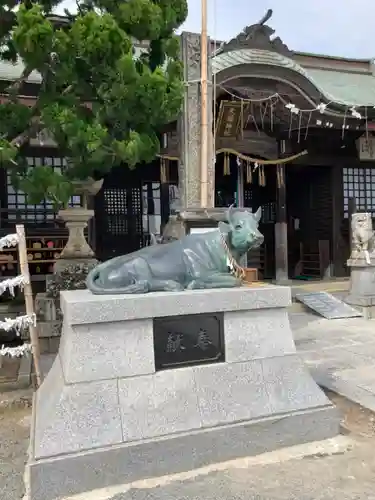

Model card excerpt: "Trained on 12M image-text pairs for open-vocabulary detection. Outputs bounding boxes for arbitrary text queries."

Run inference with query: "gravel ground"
[1,392,375,500]
[0,406,31,500]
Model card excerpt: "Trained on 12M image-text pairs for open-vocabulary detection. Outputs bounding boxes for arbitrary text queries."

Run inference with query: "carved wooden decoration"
[217,9,292,57]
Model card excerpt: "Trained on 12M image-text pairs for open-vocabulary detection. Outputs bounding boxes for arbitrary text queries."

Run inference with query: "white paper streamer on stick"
[16,225,43,385]
[0,313,36,334]
[0,233,19,250]
[0,226,42,386]
[0,343,31,357]
[0,274,29,296]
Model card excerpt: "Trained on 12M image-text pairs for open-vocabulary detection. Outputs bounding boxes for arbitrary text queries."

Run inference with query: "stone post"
[346,212,375,319]
[162,32,217,239]
[178,32,201,209]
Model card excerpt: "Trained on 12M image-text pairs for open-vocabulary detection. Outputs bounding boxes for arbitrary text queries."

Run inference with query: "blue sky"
[180,0,375,59]
[59,0,375,59]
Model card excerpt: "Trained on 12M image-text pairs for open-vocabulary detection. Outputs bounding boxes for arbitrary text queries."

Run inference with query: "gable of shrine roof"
[215,9,292,58]
[217,23,292,58]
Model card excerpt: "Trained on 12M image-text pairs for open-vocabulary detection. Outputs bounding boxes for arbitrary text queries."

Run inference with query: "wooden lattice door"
[95,185,143,262]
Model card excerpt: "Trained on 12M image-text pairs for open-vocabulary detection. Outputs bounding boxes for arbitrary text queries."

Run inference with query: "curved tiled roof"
[212,48,375,107]
[2,46,375,108]
[0,59,41,83]
[0,45,148,85]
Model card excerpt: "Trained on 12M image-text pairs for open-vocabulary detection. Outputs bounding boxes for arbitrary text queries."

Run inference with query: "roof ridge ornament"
[216,9,293,58]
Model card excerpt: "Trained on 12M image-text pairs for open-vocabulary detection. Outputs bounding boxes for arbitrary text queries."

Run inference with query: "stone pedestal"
[56,208,95,264]
[35,208,98,353]
[345,213,375,319]
[26,286,339,500]
[162,207,228,240]
[346,256,375,319]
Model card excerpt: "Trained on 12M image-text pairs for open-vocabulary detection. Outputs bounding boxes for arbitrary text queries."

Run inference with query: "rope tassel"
[246,161,252,184]
[223,153,230,175]
[160,159,167,184]
[258,165,266,187]
[276,164,285,188]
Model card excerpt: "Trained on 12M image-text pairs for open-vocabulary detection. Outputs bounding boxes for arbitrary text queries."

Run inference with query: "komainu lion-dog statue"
[86,206,264,294]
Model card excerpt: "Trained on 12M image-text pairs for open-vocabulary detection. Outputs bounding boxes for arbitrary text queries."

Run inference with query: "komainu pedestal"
[26,286,340,500]
[346,212,375,318]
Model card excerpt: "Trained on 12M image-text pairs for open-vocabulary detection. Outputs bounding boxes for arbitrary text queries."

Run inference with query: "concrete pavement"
[292,312,375,412]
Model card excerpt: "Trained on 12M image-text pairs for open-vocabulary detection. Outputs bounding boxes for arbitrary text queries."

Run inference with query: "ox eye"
[235,224,242,229]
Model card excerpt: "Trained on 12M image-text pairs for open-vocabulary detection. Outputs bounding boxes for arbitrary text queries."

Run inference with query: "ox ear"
[218,221,230,234]
[254,206,262,223]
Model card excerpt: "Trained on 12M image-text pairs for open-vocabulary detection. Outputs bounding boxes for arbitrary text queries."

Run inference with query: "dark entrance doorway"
[286,164,333,279]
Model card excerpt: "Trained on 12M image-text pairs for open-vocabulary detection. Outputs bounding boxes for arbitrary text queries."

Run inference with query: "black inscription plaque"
[153,313,225,370]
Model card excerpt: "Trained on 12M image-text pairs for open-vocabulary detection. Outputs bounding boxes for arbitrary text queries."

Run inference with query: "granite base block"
[28,404,338,500]
[346,264,375,320]
[26,286,340,500]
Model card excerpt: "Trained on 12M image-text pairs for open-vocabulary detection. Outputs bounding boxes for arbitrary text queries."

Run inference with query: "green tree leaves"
[13,5,54,71]
[0,0,187,205]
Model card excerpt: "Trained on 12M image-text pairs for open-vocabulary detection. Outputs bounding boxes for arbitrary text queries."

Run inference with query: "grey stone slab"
[295,292,362,319]
[313,370,375,413]
[193,360,272,427]
[34,357,123,459]
[348,333,375,343]
[323,350,373,373]
[301,348,373,373]
[118,368,201,441]
[60,320,155,384]
[295,338,340,352]
[224,309,295,363]
[293,317,368,342]
[27,405,339,500]
[262,355,330,415]
[60,286,291,325]
[338,366,375,394]
[288,311,321,332]
[342,342,375,357]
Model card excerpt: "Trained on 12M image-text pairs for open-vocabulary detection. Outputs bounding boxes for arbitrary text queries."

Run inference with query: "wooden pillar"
[348,196,357,258]
[275,139,288,283]
[237,161,247,268]
[331,164,345,276]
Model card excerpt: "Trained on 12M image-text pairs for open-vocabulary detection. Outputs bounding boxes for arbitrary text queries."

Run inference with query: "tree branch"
[10,117,42,148]
[8,83,73,150]
[6,66,34,101]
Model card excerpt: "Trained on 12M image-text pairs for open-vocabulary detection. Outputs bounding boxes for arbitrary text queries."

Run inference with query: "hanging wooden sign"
[357,135,375,161]
[215,101,248,138]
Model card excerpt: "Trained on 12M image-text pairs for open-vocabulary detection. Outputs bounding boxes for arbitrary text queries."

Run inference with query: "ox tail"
[86,263,147,295]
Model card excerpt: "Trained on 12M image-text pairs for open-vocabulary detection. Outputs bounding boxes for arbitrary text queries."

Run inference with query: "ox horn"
[226,203,235,225]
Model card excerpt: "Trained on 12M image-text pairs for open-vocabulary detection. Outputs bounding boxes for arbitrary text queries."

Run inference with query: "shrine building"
[1,13,375,285]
